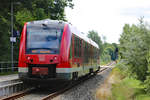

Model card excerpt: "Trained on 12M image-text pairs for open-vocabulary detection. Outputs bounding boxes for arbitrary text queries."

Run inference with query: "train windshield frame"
[26,24,63,54]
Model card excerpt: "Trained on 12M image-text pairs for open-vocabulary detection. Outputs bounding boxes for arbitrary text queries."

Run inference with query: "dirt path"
[96,69,117,100]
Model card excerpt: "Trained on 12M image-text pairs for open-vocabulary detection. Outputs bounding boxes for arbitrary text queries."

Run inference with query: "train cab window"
[26,24,63,54]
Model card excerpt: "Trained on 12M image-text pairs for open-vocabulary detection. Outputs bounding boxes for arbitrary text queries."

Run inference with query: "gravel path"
[53,68,112,100]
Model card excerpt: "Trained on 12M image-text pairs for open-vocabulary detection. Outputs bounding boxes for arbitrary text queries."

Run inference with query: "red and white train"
[18,19,100,85]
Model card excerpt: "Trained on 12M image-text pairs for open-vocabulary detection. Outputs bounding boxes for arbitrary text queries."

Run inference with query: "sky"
[65,0,150,43]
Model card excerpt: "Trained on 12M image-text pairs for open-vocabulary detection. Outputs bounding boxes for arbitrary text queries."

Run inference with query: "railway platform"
[0,74,18,83]
[0,74,26,98]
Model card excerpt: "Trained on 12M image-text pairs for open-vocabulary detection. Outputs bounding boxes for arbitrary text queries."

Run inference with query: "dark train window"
[69,37,72,59]
[74,35,81,58]
[78,38,81,57]
[87,44,89,58]
[74,36,77,57]
[76,37,79,57]
[91,46,94,59]
[84,42,89,63]
[82,40,99,64]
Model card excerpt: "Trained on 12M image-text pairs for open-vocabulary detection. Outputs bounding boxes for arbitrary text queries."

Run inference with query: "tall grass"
[110,65,150,100]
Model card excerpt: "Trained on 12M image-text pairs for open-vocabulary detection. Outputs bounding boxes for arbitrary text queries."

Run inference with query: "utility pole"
[11,0,14,71]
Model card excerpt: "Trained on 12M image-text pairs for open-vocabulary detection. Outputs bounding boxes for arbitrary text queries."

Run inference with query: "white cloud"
[65,0,150,43]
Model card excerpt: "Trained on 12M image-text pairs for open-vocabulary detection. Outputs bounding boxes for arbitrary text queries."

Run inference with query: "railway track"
[42,67,109,100]
[1,67,110,100]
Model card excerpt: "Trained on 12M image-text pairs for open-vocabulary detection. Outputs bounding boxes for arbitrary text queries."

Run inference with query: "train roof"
[27,19,66,29]
[69,24,99,49]
[27,19,99,49]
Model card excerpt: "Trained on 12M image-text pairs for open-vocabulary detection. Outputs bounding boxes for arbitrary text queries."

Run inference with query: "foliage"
[118,18,150,94]
[87,30,118,65]
[144,50,150,93]
[0,0,74,61]
[0,16,11,60]
[119,19,150,81]
[87,30,103,55]
[111,77,146,100]
[100,54,111,65]
[15,8,35,26]
[102,43,118,61]
[115,60,129,77]
[100,43,112,65]
[110,67,147,100]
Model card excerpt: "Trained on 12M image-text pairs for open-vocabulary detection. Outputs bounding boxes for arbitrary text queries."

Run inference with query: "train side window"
[69,37,72,59]
[76,37,79,57]
[74,36,81,58]
[85,42,88,63]
[74,36,76,57]
[79,39,82,57]
[74,36,77,57]
[91,45,93,59]
[87,44,89,58]
[77,38,80,57]
[83,41,86,62]
[92,46,94,59]
[88,44,90,58]
[94,47,96,59]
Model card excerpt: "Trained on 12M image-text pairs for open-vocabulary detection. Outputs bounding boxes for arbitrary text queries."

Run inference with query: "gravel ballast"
[53,68,112,100]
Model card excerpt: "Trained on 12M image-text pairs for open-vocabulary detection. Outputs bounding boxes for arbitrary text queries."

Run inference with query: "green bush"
[119,19,150,81]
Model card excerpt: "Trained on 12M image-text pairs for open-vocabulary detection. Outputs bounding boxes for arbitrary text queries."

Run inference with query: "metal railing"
[0,61,18,73]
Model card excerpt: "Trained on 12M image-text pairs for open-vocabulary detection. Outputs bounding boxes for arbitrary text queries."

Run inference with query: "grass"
[100,61,111,65]
[111,77,142,100]
[96,67,150,100]
[136,95,150,100]
[100,62,108,65]
[110,67,150,100]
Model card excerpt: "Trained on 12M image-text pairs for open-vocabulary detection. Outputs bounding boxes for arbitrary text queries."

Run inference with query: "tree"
[0,0,74,61]
[102,42,118,63]
[119,19,150,81]
[87,30,118,64]
[87,30,103,55]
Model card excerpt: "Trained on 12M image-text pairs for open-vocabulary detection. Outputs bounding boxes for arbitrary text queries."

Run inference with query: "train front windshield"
[26,25,63,54]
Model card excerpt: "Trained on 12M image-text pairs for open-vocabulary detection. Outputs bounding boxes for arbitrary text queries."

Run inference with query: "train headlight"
[27,56,31,60]
[26,56,33,62]
[53,56,58,60]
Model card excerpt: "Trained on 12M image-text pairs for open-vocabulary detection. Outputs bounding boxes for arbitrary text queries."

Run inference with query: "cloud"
[65,0,150,43]
[120,7,150,19]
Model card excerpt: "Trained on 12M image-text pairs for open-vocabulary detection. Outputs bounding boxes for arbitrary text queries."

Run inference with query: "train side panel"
[18,23,28,78]
[68,26,100,79]
[56,24,73,80]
